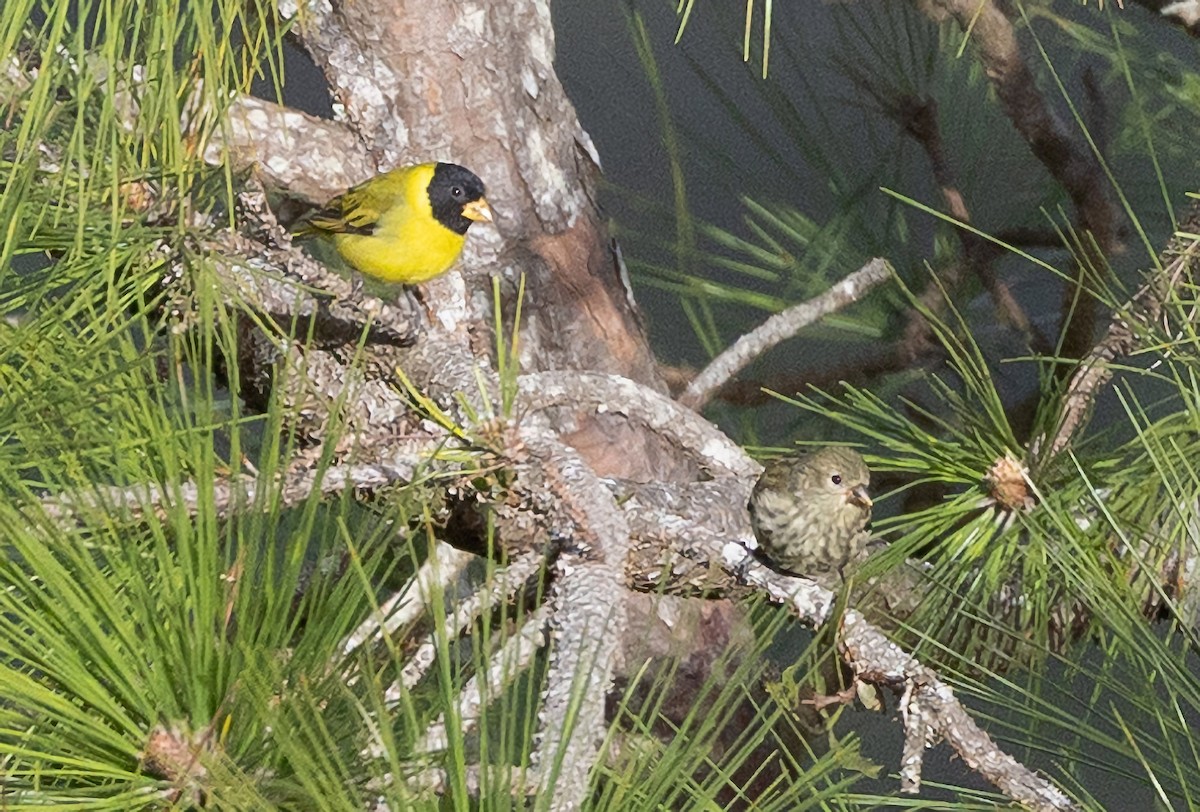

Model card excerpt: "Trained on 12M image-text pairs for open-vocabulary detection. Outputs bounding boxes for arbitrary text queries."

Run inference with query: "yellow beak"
[848,486,873,509]
[462,198,494,223]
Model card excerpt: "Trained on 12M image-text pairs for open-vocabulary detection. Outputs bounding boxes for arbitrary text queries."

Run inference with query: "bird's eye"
[831,474,842,485]
[450,185,464,198]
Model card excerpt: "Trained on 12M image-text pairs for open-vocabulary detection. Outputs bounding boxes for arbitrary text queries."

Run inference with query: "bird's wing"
[303,183,381,236]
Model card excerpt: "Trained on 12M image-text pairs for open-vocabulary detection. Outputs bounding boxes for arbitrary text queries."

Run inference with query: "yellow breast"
[333,218,466,284]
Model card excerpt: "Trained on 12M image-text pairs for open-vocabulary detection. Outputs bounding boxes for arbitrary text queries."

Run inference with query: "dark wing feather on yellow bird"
[293,162,493,285]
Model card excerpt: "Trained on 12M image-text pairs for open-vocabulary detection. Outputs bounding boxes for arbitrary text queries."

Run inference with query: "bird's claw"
[801,684,859,711]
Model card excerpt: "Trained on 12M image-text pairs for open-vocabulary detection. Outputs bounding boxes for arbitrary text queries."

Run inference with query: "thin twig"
[343,541,478,658]
[894,95,1042,349]
[678,258,893,411]
[415,603,553,754]
[705,340,936,407]
[389,552,545,699]
[1039,204,1200,460]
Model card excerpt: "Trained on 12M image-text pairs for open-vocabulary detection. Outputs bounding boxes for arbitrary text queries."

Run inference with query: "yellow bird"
[293,162,493,284]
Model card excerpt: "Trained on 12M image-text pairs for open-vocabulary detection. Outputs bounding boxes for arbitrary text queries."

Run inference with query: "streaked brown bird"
[748,446,873,580]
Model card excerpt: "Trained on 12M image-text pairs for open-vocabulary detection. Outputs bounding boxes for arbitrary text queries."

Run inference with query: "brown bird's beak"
[462,198,494,223]
[848,486,873,509]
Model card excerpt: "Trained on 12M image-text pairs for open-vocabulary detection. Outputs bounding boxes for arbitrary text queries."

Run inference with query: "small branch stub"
[985,453,1035,512]
[141,724,211,805]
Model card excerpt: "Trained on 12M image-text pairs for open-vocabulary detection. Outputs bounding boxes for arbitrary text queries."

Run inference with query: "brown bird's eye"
[831,474,842,485]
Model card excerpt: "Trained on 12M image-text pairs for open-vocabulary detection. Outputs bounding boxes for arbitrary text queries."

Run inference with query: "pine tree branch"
[720,540,1080,811]
[519,371,759,479]
[1040,202,1200,459]
[390,552,545,697]
[36,441,442,529]
[415,603,553,754]
[212,187,422,345]
[205,94,375,202]
[677,258,893,411]
[892,94,1043,350]
[30,360,1083,809]
[921,0,1122,365]
[513,428,630,810]
[343,541,478,658]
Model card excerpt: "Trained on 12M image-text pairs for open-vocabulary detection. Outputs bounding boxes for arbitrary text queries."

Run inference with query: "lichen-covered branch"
[205,95,374,202]
[37,441,441,529]
[343,541,478,658]
[519,371,760,480]
[213,186,422,345]
[513,428,630,810]
[616,478,755,596]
